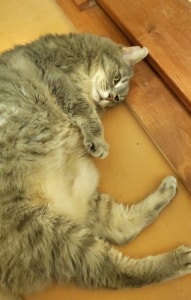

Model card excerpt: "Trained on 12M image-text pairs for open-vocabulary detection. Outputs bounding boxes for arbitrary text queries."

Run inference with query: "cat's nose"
[107,93,114,101]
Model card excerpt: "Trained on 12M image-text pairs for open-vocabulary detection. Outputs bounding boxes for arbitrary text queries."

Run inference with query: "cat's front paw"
[84,136,109,159]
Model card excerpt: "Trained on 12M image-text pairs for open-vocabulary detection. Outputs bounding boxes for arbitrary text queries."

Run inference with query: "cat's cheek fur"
[91,69,110,102]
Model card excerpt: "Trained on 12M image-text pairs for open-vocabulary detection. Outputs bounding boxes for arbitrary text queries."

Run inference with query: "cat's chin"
[92,85,110,107]
[92,94,112,108]
[97,99,111,108]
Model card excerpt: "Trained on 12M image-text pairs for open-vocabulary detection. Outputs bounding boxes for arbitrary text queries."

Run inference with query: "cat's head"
[91,44,148,108]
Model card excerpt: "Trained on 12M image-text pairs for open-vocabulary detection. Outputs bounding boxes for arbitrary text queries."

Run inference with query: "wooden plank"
[73,0,96,11]
[56,0,130,41]
[97,0,191,112]
[128,61,191,192]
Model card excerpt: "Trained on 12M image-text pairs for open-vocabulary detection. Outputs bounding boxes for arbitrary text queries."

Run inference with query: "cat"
[0,33,191,300]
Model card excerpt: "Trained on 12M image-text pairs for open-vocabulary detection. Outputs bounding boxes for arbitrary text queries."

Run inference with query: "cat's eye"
[113,72,121,85]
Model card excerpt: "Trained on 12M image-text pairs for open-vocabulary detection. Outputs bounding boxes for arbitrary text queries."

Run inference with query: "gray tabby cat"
[0,33,191,300]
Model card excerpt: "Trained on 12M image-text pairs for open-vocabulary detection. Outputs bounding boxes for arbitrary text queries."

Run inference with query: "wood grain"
[56,0,129,42]
[128,62,191,192]
[73,0,96,11]
[97,0,191,112]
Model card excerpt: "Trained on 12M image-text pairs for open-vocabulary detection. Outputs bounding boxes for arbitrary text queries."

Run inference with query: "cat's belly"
[37,153,99,223]
[46,159,98,222]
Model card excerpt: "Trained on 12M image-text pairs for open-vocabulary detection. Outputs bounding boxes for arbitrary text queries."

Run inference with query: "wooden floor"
[56,0,128,43]
[56,0,191,193]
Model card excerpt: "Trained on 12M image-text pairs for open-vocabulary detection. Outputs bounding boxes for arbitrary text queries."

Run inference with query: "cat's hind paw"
[172,246,191,276]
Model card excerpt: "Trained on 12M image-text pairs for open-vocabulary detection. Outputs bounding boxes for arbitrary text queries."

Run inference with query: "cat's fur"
[0,33,191,300]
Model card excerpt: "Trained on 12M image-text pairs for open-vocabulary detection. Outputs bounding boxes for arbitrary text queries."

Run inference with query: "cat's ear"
[122,46,149,66]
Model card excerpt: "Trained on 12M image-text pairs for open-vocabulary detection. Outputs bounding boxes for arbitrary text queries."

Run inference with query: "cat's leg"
[2,201,191,292]
[48,75,108,158]
[79,109,109,159]
[53,233,191,288]
[66,99,108,158]
[91,176,177,244]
